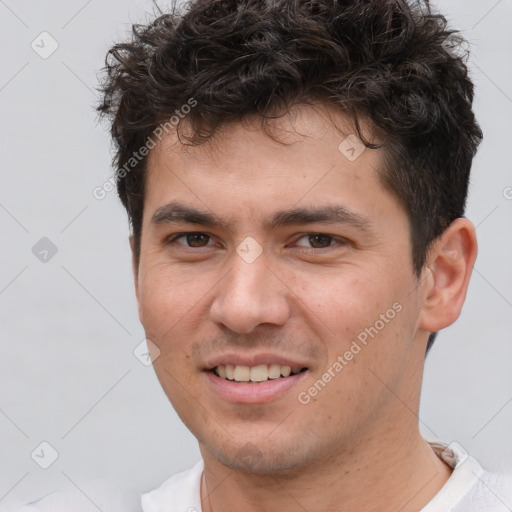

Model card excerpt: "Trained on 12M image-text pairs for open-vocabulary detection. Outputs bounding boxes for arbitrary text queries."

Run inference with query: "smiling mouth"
[212,364,308,383]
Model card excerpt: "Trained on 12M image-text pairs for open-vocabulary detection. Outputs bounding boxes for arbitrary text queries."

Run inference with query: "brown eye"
[306,234,334,248]
[185,233,211,247]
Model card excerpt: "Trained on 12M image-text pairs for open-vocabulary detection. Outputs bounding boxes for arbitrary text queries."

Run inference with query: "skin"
[131,104,477,512]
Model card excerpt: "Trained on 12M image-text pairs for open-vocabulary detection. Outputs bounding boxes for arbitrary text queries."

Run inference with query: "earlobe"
[418,218,478,334]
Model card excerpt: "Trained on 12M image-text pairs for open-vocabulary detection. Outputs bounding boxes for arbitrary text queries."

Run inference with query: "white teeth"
[280,365,291,377]
[268,364,281,379]
[233,365,250,382]
[250,365,269,382]
[214,364,305,382]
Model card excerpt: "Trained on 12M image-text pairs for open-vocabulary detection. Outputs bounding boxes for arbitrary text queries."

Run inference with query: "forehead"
[142,104,402,230]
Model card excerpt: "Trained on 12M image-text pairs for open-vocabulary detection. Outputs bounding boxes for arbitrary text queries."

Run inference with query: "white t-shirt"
[18,441,512,512]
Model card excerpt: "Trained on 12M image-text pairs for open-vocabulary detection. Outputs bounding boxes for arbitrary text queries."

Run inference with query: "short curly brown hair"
[97,0,482,350]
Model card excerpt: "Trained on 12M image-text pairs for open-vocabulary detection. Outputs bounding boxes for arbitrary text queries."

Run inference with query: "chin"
[203,437,315,475]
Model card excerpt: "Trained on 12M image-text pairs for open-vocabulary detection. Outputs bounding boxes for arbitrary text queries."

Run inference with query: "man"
[21,0,511,510]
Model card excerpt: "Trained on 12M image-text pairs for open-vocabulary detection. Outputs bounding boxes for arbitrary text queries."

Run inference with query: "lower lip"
[204,370,308,404]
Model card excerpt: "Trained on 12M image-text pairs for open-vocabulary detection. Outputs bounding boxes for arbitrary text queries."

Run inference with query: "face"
[133,104,428,474]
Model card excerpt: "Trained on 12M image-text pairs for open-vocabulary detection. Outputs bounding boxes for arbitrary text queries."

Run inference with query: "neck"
[200,428,452,512]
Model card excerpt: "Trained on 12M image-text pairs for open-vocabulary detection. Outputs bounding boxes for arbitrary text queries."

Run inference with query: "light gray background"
[0,0,511,509]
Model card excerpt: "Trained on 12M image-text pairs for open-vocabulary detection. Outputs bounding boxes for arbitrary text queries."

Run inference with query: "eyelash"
[166,232,348,251]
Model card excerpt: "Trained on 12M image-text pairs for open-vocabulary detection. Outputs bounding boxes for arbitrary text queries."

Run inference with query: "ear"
[418,218,478,333]
[129,235,142,321]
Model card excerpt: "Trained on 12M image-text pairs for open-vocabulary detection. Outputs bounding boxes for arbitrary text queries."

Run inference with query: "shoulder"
[425,441,512,512]
[141,459,204,512]
[15,459,204,512]
[459,470,512,511]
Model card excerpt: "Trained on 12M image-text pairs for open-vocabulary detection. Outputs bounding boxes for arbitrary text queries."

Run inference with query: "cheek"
[137,260,210,338]
[140,266,205,402]
[285,265,392,339]
[287,265,414,382]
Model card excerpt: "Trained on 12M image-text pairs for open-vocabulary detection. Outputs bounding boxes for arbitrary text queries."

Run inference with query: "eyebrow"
[268,205,370,231]
[150,201,372,232]
[151,202,230,229]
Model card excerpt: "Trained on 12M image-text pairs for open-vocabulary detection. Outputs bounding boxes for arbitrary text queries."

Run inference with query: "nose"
[209,252,291,334]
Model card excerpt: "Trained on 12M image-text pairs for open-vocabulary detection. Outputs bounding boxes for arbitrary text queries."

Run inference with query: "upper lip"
[204,352,310,372]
